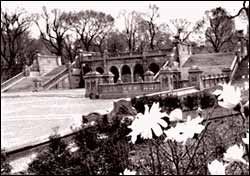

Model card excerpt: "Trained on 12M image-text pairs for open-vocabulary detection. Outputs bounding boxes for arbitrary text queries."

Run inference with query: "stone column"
[66,61,72,89]
[131,66,134,83]
[33,78,42,92]
[23,64,30,77]
[168,75,172,90]
[119,66,123,83]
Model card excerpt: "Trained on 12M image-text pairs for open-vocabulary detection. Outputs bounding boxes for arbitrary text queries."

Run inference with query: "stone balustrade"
[98,81,161,99]
[1,71,25,92]
[201,74,228,88]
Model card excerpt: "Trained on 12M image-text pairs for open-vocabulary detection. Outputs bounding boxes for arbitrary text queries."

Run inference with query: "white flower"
[242,131,249,145]
[120,169,136,175]
[244,81,249,90]
[244,101,249,107]
[164,116,205,144]
[208,159,227,175]
[223,144,248,165]
[169,108,183,121]
[128,102,168,143]
[66,142,79,153]
[213,83,241,109]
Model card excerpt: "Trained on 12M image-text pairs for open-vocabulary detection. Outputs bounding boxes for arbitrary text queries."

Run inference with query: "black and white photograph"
[1,1,249,175]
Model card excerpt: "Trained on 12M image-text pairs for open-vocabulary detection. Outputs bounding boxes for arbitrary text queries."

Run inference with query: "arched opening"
[96,67,104,74]
[134,64,144,82]
[82,64,92,75]
[148,63,160,75]
[110,66,119,83]
[121,65,132,83]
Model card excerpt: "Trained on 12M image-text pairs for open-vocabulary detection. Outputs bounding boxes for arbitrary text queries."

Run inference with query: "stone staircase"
[2,65,69,92]
[231,56,249,85]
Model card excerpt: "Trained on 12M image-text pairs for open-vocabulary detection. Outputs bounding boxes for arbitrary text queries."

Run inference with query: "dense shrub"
[28,134,73,175]
[132,91,216,113]
[183,95,199,110]
[200,91,216,109]
[27,115,131,175]
[1,149,12,175]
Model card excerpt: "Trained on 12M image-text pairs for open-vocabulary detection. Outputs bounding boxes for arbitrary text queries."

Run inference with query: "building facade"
[78,32,247,99]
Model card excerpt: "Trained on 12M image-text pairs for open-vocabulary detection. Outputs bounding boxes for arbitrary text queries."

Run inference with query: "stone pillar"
[236,30,245,57]
[33,78,42,92]
[57,56,62,66]
[119,66,123,83]
[188,66,203,89]
[168,75,172,90]
[103,49,109,74]
[222,67,231,83]
[131,66,134,83]
[83,71,102,98]
[66,61,72,89]
[23,64,30,77]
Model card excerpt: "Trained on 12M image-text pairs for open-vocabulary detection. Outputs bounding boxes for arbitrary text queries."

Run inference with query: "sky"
[1,1,248,42]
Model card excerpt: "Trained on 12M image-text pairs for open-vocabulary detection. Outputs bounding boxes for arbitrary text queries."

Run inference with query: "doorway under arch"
[121,65,132,83]
[148,63,160,75]
[110,66,119,83]
[96,67,104,74]
[134,64,144,82]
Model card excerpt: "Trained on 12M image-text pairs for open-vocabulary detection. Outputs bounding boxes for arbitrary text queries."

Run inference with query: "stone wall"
[37,54,61,75]
[98,81,161,99]
[201,74,228,89]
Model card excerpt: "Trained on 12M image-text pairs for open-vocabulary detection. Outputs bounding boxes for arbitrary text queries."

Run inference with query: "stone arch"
[148,63,160,75]
[133,64,144,82]
[82,64,92,75]
[121,65,132,83]
[96,67,104,74]
[110,66,119,83]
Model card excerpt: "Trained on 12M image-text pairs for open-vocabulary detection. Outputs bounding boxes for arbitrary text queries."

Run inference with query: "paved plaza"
[1,89,115,151]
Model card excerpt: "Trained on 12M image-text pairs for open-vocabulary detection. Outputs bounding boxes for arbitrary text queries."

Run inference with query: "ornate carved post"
[131,65,134,83]
[66,61,72,89]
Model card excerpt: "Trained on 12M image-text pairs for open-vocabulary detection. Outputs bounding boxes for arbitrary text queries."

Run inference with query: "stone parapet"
[98,81,161,99]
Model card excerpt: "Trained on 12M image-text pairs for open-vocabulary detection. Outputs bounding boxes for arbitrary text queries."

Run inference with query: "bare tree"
[63,34,79,63]
[143,4,160,50]
[229,1,249,21]
[154,24,173,50]
[1,8,33,75]
[34,7,71,60]
[228,1,249,55]
[106,30,127,54]
[119,10,142,52]
[205,7,235,52]
[169,18,205,42]
[93,24,113,54]
[69,10,114,52]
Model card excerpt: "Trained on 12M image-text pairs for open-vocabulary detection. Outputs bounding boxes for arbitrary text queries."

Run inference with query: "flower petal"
[169,108,182,121]
[152,124,163,137]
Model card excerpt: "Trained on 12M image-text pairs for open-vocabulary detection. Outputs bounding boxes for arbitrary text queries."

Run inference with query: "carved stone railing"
[153,60,169,81]
[80,49,173,62]
[98,81,161,98]
[144,86,197,97]
[1,71,25,92]
[42,67,68,89]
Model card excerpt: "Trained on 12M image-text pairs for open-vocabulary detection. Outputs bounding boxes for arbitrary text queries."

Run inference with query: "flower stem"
[149,140,156,175]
